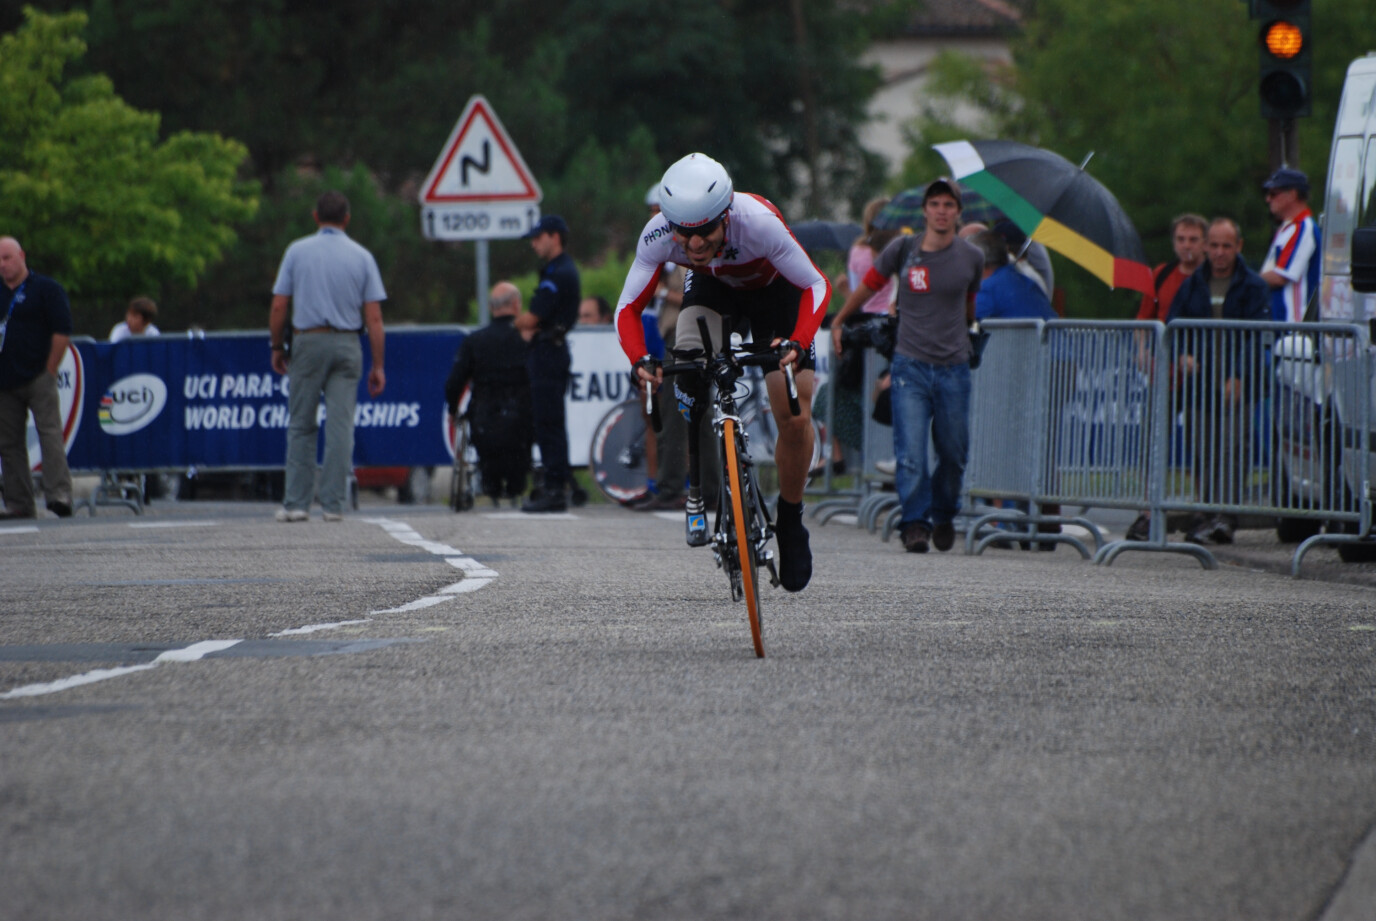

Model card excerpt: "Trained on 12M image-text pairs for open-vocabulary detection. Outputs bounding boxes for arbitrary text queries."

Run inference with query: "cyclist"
[614,152,830,592]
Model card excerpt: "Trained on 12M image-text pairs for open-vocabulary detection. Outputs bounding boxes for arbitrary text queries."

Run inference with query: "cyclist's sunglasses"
[668,215,725,239]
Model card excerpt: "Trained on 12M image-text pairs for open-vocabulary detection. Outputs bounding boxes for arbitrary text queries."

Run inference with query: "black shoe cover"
[774,501,812,592]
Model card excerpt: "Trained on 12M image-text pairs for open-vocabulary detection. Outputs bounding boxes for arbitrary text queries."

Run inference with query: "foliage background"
[899,0,1372,317]
[0,0,1370,329]
[0,0,894,333]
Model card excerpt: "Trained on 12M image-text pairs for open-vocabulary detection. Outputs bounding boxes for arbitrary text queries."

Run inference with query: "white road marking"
[0,640,242,699]
[0,526,40,535]
[484,511,578,520]
[1,518,496,698]
[270,619,372,637]
[128,520,221,529]
[352,517,500,612]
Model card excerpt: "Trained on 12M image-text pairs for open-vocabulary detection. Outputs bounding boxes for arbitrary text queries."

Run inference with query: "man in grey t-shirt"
[268,191,387,522]
[832,178,983,552]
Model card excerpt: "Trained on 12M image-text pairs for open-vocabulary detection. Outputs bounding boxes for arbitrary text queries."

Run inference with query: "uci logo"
[99,373,168,435]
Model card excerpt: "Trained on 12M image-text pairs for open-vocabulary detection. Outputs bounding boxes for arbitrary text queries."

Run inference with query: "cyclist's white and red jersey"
[614,193,831,365]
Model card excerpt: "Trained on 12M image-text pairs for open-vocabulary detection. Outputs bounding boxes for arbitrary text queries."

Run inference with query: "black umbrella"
[872,182,1005,232]
[790,220,863,254]
[932,139,1153,293]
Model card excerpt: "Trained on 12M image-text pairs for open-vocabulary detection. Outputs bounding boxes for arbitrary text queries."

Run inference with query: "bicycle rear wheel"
[723,417,764,658]
[588,399,649,504]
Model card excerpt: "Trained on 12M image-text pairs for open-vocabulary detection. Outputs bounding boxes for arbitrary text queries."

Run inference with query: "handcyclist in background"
[613,152,831,592]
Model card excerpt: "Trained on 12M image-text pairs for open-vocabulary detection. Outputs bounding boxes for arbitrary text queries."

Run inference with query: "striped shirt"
[1260,209,1320,323]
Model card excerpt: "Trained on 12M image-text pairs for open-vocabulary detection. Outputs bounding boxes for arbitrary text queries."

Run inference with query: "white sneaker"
[322,511,343,522]
[875,458,897,475]
[275,508,308,522]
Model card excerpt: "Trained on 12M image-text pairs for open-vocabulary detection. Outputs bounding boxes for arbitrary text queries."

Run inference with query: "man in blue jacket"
[1166,217,1268,544]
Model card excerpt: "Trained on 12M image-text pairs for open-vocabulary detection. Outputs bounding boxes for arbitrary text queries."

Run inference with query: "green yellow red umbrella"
[933,139,1154,295]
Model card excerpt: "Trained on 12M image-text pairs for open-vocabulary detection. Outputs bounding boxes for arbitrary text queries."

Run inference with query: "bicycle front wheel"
[723,417,764,658]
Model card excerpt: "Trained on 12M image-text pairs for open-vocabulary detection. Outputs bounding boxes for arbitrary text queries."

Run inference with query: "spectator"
[268,190,386,523]
[445,281,533,506]
[848,198,899,315]
[971,230,1055,321]
[578,296,613,326]
[819,198,900,468]
[969,229,1060,548]
[833,178,984,554]
[991,219,1055,301]
[1167,217,1269,545]
[109,296,161,342]
[1259,167,1321,324]
[0,236,74,519]
[515,215,581,512]
[1126,213,1208,542]
[1136,214,1208,323]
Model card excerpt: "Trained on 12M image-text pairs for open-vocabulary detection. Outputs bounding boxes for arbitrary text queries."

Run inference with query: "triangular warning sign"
[420,95,542,204]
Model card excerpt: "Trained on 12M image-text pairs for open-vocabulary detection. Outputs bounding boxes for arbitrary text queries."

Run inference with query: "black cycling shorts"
[678,271,816,372]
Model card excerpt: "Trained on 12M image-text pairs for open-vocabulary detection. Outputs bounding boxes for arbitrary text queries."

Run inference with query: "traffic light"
[1254,0,1312,119]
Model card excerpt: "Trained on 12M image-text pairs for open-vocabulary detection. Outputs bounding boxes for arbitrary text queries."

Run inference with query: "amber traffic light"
[1253,0,1312,118]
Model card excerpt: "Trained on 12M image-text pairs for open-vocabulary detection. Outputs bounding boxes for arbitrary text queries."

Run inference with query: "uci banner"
[63,328,466,471]
[53,326,636,474]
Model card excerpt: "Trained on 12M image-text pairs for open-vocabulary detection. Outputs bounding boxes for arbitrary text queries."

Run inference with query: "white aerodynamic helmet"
[657,153,734,230]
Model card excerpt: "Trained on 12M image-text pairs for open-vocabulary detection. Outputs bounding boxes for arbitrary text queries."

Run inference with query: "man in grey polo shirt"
[268,191,387,522]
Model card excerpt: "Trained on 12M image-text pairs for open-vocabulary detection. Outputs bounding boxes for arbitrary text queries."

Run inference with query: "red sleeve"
[862,266,888,292]
[614,262,662,365]
[787,272,832,348]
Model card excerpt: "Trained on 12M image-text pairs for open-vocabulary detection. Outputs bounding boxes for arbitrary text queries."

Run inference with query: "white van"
[1271,54,1376,557]
[1318,53,1376,326]
[1317,52,1376,557]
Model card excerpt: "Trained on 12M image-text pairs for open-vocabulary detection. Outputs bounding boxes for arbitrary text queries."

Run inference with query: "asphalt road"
[2,498,1374,920]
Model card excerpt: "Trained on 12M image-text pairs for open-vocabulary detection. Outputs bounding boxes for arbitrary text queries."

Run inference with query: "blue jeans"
[889,353,971,530]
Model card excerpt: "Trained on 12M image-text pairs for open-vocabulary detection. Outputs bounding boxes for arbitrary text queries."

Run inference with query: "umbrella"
[790,220,863,254]
[933,139,1153,294]
[871,183,1005,232]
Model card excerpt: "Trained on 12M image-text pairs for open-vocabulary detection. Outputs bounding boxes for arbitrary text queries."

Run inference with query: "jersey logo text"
[643,225,673,247]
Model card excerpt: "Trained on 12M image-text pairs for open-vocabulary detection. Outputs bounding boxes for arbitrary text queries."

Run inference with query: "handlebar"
[646,316,800,434]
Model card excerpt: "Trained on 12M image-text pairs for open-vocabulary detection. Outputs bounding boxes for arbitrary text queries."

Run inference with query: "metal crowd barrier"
[811,345,898,530]
[807,316,1373,575]
[965,318,1372,574]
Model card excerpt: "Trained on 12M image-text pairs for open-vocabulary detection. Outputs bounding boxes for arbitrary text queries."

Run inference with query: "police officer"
[515,214,581,512]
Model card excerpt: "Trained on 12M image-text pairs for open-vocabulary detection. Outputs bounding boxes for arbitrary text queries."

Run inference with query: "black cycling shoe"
[774,500,812,592]
[685,507,709,547]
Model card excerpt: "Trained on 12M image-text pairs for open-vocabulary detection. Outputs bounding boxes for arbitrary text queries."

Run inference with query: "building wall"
[860,37,1014,177]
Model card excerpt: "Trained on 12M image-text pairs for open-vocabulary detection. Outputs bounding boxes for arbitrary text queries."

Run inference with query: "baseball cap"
[521,214,569,239]
[1262,167,1309,195]
[923,177,964,209]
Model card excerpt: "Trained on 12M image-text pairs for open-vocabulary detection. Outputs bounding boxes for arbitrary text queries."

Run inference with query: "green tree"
[0,7,257,333]
[900,0,1371,317]
[8,0,900,327]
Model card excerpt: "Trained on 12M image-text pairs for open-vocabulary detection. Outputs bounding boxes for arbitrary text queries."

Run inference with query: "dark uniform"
[526,249,580,496]
[444,315,532,503]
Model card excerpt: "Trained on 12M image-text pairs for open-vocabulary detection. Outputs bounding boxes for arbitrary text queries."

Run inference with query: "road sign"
[422,203,541,242]
[420,95,542,207]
